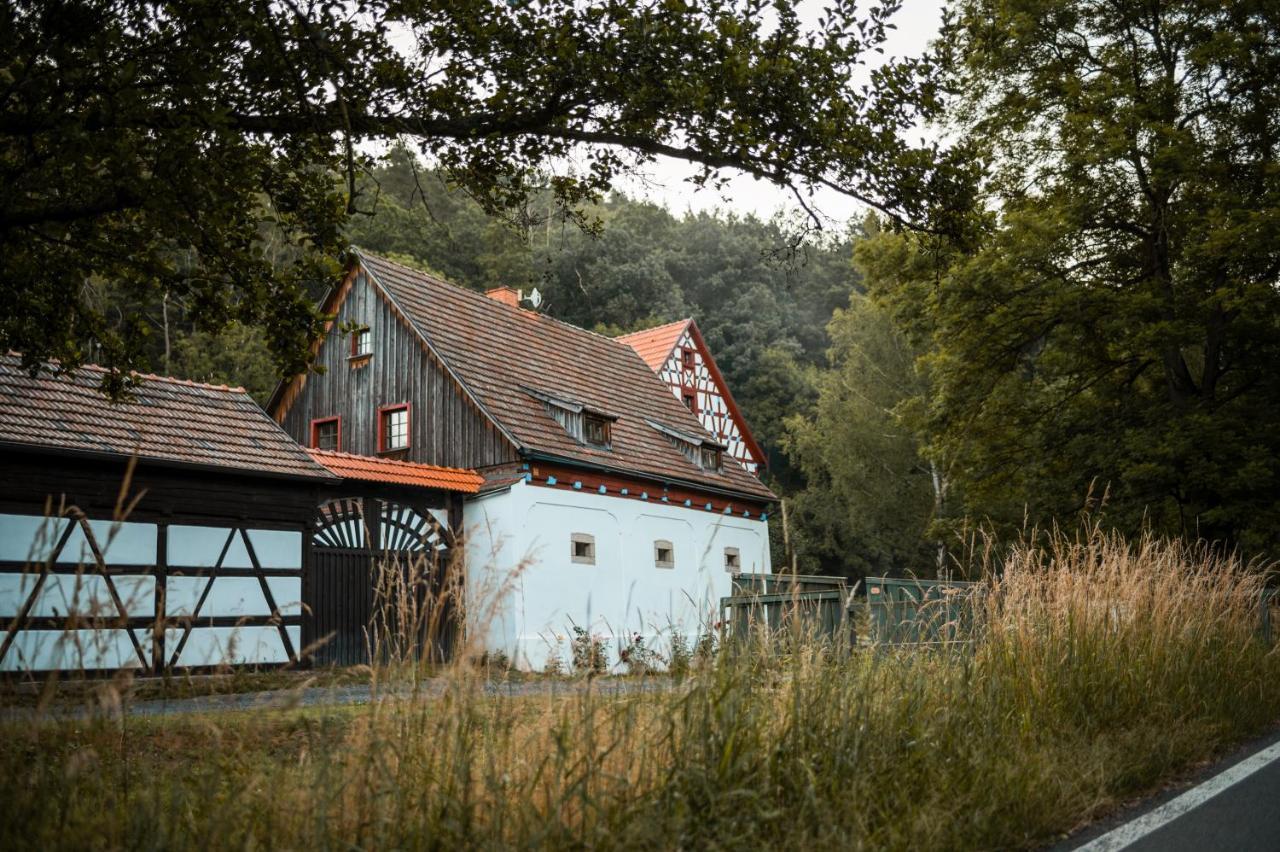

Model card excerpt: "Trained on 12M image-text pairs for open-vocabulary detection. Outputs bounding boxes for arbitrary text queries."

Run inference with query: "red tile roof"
[616,319,691,371]
[357,252,775,502]
[307,449,484,493]
[0,354,334,480]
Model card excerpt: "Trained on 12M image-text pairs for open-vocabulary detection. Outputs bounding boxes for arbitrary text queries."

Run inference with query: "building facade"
[270,251,776,669]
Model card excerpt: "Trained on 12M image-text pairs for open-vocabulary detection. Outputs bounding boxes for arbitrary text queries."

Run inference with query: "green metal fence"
[720,573,853,645]
[866,576,980,645]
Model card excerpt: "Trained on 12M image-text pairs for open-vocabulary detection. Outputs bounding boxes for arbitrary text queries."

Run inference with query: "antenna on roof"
[522,287,544,310]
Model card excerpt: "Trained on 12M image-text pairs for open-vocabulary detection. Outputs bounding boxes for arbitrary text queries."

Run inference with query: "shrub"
[569,625,607,676]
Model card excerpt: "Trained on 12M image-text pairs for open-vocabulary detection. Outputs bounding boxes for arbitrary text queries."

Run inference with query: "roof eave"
[521,449,776,505]
[0,441,338,483]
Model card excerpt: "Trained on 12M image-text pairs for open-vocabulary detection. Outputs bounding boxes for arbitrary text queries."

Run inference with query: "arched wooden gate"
[307,496,460,667]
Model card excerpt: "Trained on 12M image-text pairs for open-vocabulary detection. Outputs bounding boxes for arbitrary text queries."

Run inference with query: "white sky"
[616,0,948,227]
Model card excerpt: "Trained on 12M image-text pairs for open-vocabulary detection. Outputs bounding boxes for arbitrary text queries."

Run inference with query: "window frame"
[350,326,373,358]
[699,445,721,471]
[377,403,411,453]
[654,540,675,569]
[309,416,342,452]
[583,414,611,448]
[681,348,695,369]
[682,392,698,413]
[724,546,741,572]
[570,533,596,565]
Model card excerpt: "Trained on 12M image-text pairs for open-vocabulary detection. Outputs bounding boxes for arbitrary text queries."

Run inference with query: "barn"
[0,354,481,674]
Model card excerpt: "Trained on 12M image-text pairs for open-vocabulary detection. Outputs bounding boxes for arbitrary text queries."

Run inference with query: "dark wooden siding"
[281,269,519,469]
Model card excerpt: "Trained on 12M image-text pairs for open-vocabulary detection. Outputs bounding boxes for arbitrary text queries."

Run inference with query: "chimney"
[485,286,519,308]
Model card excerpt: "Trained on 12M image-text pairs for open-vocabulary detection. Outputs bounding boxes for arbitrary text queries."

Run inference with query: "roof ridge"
[615,318,692,342]
[2,352,247,394]
[357,250,647,354]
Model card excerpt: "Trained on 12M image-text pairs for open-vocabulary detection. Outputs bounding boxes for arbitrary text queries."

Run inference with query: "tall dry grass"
[1,527,1276,850]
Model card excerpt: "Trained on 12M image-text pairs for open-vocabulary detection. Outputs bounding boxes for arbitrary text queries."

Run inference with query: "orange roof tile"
[307,449,484,493]
[616,319,691,371]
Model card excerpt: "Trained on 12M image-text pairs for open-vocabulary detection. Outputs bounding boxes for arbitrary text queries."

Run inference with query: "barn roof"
[615,319,692,371]
[307,449,484,493]
[0,354,335,481]
[357,252,775,502]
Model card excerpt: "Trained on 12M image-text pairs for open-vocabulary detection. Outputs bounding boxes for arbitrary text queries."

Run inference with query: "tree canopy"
[865,0,1280,553]
[1,0,963,394]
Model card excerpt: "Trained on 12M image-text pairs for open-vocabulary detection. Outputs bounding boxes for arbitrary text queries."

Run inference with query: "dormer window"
[647,419,726,473]
[583,414,610,448]
[522,385,617,450]
[351,327,372,358]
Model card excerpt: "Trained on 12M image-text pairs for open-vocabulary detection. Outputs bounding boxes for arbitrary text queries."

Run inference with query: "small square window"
[724,547,740,572]
[380,405,410,452]
[681,349,694,369]
[699,446,721,471]
[310,417,340,451]
[351,327,372,357]
[583,415,610,447]
[683,393,696,411]
[654,540,675,569]
[571,533,596,565]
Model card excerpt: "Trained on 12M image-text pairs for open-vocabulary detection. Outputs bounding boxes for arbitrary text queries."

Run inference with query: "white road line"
[1074,738,1280,851]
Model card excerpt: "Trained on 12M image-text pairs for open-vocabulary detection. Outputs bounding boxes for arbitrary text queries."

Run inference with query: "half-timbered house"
[270,251,776,669]
[617,319,767,474]
[0,355,337,673]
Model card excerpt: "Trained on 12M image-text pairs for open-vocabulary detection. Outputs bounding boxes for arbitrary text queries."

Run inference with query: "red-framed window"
[682,392,698,413]
[681,348,695,369]
[351,326,372,357]
[309,416,341,452]
[378,403,411,452]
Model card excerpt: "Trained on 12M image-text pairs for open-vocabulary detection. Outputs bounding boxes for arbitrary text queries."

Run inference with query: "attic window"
[647,419,726,473]
[683,393,696,412]
[351,327,372,358]
[310,416,340,452]
[379,404,410,452]
[571,533,596,565]
[724,547,741,572]
[583,414,611,448]
[654,540,675,569]
[521,385,618,450]
[681,349,694,369]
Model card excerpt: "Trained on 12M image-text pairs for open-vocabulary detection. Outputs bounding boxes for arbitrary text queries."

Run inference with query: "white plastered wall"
[463,479,770,671]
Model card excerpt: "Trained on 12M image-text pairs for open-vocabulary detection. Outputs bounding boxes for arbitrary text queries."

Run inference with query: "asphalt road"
[1066,728,1280,852]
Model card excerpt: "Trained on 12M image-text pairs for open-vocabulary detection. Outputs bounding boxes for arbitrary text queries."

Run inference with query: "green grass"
[1,528,1277,850]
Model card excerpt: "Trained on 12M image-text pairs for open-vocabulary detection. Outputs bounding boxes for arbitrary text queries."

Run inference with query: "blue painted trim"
[640,492,648,500]
[573,481,582,490]
[598,484,607,494]
[547,475,557,486]
[620,488,628,496]
[684,499,692,507]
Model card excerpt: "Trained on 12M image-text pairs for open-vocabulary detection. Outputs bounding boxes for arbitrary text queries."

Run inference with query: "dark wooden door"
[308,547,374,666]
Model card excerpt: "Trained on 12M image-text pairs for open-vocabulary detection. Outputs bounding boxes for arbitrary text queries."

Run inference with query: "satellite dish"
[524,287,544,309]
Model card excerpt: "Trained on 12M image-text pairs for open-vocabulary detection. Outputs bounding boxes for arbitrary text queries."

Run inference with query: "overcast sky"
[617,0,948,227]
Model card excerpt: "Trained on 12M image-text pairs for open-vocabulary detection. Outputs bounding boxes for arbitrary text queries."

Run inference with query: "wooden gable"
[272,265,519,471]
